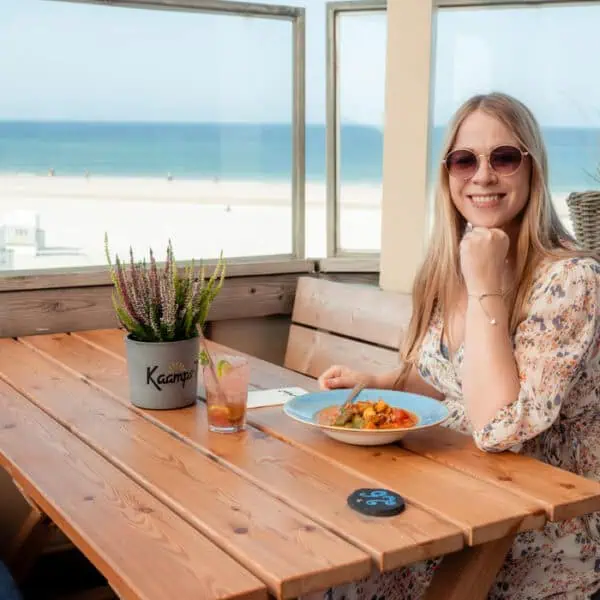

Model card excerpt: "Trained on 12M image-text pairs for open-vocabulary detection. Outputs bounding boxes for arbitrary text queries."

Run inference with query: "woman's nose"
[471,155,497,185]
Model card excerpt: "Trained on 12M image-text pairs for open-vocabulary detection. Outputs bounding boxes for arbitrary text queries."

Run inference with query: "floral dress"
[302,257,600,600]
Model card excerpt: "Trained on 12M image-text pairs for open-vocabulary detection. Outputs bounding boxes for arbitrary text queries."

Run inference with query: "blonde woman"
[316,93,600,600]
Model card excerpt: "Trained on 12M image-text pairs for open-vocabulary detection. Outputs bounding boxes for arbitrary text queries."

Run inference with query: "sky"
[0,0,599,126]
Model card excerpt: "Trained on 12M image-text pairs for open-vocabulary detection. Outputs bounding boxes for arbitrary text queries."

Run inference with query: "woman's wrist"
[466,293,508,327]
[372,368,405,390]
[464,274,504,296]
[369,373,383,389]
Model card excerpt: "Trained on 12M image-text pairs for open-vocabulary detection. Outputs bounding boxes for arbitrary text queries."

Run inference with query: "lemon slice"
[198,349,210,366]
[216,358,233,378]
[208,405,230,419]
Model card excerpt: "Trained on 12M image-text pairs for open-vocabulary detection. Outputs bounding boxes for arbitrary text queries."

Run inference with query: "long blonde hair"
[395,92,594,388]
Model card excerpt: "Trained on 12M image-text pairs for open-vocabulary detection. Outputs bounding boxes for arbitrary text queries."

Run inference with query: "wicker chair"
[566,190,600,251]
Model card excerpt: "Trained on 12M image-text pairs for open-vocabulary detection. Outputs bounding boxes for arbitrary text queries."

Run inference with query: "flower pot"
[125,335,199,410]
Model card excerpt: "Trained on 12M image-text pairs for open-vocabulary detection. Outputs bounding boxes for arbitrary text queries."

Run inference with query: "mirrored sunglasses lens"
[446,150,477,178]
[490,146,523,175]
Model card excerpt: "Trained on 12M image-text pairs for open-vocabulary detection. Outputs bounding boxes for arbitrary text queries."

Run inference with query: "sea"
[0,121,599,193]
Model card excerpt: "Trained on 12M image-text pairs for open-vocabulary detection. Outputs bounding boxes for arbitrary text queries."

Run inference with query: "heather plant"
[104,234,226,342]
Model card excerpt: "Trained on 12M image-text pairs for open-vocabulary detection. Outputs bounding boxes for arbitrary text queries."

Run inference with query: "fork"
[345,381,366,405]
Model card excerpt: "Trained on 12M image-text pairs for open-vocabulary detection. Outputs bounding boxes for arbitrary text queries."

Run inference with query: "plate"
[283,388,449,446]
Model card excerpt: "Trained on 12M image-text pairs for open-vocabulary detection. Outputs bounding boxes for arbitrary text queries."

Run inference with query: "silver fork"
[345,381,366,405]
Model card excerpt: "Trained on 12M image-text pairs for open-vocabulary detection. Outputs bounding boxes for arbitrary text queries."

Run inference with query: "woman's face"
[447,109,531,231]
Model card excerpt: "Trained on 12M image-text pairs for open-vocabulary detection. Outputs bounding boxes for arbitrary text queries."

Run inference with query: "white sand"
[0,174,574,272]
[0,174,384,270]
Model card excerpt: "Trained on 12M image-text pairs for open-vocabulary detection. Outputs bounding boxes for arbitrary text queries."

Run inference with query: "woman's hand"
[460,227,509,293]
[317,365,375,390]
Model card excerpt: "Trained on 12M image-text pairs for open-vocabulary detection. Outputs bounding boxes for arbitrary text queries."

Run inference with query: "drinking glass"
[203,354,250,433]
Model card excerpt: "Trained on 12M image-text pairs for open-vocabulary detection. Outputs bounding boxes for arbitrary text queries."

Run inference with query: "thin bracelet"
[467,291,504,325]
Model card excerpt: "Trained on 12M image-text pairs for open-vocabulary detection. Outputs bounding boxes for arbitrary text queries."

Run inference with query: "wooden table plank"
[191,334,599,527]
[246,407,546,544]
[0,381,267,600]
[402,428,600,522]
[52,328,600,600]
[67,331,545,546]
[20,332,464,572]
[72,328,127,358]
[0,338,370,599]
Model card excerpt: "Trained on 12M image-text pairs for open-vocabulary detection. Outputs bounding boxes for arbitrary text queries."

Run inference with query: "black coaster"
[347,488,405,517]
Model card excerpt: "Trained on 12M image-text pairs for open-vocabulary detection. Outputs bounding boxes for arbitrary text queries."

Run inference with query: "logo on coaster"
[347,488,405,517]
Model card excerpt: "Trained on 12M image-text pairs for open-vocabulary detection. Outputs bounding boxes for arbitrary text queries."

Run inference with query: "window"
[258,0,330,258]
[262,0,386,257]
[0,0,304,272]
[432,3,600,234]
[327,1,386,256]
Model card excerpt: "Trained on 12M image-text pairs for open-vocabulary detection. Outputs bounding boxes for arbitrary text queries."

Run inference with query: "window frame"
[436,0,600,6]
[326,0,386,259]
[1,0,306,289]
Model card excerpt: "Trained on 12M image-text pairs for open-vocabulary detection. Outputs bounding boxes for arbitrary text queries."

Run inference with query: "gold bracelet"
[467,291,504,325]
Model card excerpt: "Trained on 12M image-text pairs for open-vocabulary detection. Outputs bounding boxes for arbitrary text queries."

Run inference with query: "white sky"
[0,0,599,126]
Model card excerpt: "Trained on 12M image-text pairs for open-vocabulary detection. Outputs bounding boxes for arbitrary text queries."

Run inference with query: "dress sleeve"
[473,258,600,452]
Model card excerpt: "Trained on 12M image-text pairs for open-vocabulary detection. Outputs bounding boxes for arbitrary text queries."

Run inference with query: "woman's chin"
[466,214,508,230]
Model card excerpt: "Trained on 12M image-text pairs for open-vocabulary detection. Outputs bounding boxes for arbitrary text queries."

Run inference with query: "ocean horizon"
[0,120,599,192]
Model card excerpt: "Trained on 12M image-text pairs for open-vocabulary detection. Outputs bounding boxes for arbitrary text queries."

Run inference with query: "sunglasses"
[443,145,529,180]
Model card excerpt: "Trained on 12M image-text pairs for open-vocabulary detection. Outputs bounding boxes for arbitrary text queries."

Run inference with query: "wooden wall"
[0,260,316,339]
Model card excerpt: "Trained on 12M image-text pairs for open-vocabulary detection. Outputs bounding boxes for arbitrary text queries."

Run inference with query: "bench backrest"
[284,276,413,378]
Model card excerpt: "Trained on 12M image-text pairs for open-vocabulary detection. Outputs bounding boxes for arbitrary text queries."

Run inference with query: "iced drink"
[203,355,249,433]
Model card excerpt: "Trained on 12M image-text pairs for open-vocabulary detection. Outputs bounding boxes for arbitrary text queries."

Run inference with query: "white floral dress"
[303,257,600,600]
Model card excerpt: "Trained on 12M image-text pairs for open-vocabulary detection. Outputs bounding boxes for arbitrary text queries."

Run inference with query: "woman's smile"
[468,193,506,209]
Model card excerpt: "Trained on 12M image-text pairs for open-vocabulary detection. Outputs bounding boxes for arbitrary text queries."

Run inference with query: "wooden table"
[1,329,599,600]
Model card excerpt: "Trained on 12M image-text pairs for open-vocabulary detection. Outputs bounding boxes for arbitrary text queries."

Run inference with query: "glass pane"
[259,0,329,258]
[338,10,386,253]
[432,4,600,235]
[255,0,384,257]
[0,0,293,272]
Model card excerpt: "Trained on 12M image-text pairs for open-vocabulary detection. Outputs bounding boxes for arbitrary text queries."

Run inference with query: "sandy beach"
[0,174,384,270]
[0,174,573,272]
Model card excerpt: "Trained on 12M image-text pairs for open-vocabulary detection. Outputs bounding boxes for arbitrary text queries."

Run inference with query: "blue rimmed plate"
[283,388,449,446]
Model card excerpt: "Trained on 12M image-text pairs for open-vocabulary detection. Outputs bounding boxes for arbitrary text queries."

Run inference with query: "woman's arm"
[458,227,520,432]
[374,364,444,400]
[468,259,600,452]
[319,363,444,401]
[462,294,520,430]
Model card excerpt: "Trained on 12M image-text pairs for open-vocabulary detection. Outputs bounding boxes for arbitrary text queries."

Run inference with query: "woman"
[316,92,600,600]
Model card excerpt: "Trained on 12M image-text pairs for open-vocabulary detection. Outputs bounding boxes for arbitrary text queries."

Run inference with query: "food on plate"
[316,399,418,430]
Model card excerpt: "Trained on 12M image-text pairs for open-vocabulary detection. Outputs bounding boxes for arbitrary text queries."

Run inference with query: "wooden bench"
[284,275,412,377]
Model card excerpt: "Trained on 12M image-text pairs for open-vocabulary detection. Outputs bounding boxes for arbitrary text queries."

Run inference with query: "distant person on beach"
[47,168,55,177]
[311,92,600,600]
